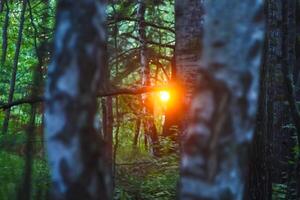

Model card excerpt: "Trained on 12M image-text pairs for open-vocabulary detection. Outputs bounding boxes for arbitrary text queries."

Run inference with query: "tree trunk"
[170,0,205,144]
[44,0,111,199]
[101,96,113,193]
[1,0,9,67]
[137,0,160,156]
[247,1,299,199]
[19,1,47,198]
[2,0,26,135]
[133,119,141,147]
[177,0,265,199]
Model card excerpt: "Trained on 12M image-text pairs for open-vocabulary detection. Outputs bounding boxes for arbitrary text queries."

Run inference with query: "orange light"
[159,91,170,102]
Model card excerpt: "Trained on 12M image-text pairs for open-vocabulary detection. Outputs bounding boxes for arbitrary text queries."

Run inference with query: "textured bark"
[137,0,160,156]
[178,1,265,199]
[44,0,111,199]
[175,0,204,102]
[246,1,298,199]
[168,0,205,142]
[281,1,299,199]
[2,0,26,135]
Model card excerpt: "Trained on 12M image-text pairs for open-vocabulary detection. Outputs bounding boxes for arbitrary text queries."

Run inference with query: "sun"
[159,91,170,102]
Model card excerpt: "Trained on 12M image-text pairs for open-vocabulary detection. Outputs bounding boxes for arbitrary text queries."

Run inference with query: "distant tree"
[177,0,265,199]
[44,0,111,199]
[1,0,9,67]
[2,0,27,135]
[137,0,160,156]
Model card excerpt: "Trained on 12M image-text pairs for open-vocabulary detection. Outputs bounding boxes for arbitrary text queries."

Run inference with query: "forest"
[0,0,299,199]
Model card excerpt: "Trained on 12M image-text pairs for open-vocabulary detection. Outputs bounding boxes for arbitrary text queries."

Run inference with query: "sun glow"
[159,91,170,102]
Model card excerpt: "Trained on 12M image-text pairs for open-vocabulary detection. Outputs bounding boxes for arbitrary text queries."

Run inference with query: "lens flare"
[159,91,170,102]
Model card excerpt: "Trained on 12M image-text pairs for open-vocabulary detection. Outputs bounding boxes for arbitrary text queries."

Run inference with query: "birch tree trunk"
[165,0,205,142]
[177,1,265,199]
[44,0,111,199]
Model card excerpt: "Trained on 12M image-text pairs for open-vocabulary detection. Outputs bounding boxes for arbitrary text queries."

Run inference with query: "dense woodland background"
[0,0,299,200]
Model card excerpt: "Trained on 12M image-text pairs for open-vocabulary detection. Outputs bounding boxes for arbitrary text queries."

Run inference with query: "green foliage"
[114,148,179,200]
[0,151,50,200]
[272,183,287,200]
[0,151,23,200]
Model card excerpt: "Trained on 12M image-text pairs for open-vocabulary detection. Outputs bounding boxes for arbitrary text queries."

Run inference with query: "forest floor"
[0,145,179,200]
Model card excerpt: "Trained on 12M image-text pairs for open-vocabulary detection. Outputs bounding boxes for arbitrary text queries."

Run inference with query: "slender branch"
[0,86,170,110]
[121,33,175,49]
[115,161,152,166]
[0,96,44,110]
[107,16,175,33]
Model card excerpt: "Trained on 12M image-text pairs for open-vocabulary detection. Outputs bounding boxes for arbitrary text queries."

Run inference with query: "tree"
[246,1,299,199]
[2,0,27,135]
[44,0,111,199]
[162,0,205,142]
[1,0,9,67]
[177,0,265,199]
[137,0,160,156]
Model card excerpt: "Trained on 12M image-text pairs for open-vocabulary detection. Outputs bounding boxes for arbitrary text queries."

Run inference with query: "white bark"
[179,1,265,199]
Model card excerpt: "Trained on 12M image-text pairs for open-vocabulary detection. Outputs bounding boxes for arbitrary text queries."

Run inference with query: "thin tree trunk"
[1,0,9,67]
[137,0,160,156]
[18,1,46,198]
[44,0,111,199]
[133,119,141,147]
[102,96,113,193]
[111,4,119,190]
[19,66,39,200]
[178,0,265,199]
[2,0,27,135]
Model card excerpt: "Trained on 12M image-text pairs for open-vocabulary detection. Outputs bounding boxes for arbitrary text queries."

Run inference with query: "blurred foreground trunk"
[44,0,111,199]
[177,0,265,199]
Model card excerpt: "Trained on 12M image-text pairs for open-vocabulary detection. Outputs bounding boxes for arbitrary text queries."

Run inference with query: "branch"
[116,161,152,166]
[121,33,175,49]
[107,16,175,34]
[0,96,45,110]
[0,86,169,110]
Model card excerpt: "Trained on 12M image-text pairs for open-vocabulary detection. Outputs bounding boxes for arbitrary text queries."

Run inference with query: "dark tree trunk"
[2,0,27,135]
[44,0,111,199]
[19,1,47,198]
[101,96,113,193]
[282,0,300,198]
[19,66,40,200]
[246,1,299,199]
[177,0,265,199]
[133,119,141,147]
[1,0,9,67]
